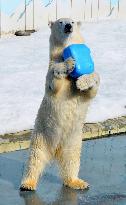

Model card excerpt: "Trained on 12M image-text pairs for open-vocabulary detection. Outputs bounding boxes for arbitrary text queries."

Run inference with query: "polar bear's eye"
[59,21,63,24]
[72,21,74,24]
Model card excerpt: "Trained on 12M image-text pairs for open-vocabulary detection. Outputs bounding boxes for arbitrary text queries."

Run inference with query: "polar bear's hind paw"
[20,179,36,191]
[64,178,90,190]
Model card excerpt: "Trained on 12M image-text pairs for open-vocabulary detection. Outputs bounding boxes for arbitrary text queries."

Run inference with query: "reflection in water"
[20,186,79,205]
[1,135,126,205]
[20,189,126,205]
[83,193,126,205]
[20,191,45,205]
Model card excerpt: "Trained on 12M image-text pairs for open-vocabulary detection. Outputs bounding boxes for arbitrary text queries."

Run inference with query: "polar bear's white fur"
[20,18,100,191]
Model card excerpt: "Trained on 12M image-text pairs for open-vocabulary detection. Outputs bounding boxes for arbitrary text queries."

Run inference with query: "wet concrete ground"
[0,134,126,205]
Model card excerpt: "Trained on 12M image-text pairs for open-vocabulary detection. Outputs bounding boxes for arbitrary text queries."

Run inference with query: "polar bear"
[20,18,100,191]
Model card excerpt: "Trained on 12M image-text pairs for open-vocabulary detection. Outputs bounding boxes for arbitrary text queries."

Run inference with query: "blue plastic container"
[63,44,94,78]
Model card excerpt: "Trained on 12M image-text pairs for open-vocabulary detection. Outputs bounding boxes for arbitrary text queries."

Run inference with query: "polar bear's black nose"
[64,23,73,33]
[65,23,72,29]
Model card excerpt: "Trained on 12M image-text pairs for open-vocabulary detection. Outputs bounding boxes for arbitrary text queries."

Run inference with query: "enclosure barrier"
[0,116,125,154]
[0,0,125,37]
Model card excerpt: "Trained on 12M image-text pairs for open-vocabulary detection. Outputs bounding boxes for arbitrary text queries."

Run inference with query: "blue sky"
[1,0,118,15]
[1,0,22,15]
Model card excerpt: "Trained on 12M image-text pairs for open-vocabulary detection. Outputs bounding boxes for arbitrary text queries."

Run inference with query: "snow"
[0,20,126,135]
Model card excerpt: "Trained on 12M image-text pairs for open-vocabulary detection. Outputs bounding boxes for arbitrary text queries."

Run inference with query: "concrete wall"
[0,0,125,35]
[0,116,126,153]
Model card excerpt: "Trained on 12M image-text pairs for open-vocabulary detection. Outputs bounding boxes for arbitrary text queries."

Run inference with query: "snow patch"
[0,20,126,134]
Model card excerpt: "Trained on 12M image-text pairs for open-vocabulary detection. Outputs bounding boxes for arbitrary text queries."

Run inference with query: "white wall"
[0,0,126,34]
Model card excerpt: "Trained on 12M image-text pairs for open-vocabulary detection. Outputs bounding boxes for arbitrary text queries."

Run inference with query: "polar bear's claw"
[20,185,34,192]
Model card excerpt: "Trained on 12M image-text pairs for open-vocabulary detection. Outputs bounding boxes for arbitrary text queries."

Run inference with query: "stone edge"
[0,116,126,153]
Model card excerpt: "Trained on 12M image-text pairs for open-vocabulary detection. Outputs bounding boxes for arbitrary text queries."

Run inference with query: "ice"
[0,20,126,134]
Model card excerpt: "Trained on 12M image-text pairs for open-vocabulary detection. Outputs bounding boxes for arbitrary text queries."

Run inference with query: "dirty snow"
[0,20,126,134]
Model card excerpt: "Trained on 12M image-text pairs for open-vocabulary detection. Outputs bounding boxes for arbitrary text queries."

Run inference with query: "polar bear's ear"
[48,21,54,29]
[77,21,82,27]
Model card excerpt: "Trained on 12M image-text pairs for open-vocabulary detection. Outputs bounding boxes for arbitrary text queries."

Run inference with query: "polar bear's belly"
[37,96,89,138]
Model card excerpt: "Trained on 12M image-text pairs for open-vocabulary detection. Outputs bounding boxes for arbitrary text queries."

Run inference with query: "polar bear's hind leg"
[57,142,89,190]
[20,135,51,191]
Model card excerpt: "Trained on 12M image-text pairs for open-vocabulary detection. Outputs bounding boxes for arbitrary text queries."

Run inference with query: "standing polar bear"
[20,18,100,191]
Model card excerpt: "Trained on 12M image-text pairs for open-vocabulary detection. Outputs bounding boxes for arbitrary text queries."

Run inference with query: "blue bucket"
[63,44,94,78]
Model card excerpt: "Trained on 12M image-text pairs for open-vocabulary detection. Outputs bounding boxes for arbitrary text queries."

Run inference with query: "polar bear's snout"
[64,23,73,34]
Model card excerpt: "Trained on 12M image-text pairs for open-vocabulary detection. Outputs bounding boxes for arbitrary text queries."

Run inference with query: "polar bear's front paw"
[53,68,68,79]
[64,178,89,190]
[76,72,100,91]
[65,57,75,74]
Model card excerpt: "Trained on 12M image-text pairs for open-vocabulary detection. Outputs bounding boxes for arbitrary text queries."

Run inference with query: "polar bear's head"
[49,18,81,45]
